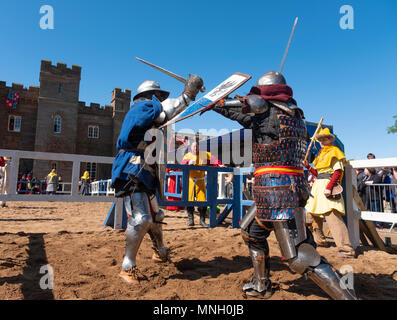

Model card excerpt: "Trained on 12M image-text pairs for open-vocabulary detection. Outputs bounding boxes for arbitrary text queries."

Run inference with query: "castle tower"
[111,88,131,155]
[33,60,82,180]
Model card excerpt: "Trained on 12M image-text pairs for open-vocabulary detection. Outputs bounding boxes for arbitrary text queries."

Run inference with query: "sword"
[304,116,324,163]
[135,57,206,92]
[279,17,299,73]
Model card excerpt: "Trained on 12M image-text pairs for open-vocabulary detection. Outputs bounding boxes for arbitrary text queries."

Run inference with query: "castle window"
[58,83,62,94]
[88,125,99,139]
[8,115,21,132]
[54,116,62,134]
[86,162,97,180]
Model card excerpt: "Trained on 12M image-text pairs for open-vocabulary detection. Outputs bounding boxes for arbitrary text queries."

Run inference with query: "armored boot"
[307,257,358,300]
[148,209,169,263]
[273,215,358,300]
[243,247,272,299]
[199,207,209,228]
[186,207,194,226]
[120,193,152,285]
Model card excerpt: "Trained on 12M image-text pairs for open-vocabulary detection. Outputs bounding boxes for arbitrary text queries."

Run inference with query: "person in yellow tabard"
[303,128,355,258]
[181,142,222,227]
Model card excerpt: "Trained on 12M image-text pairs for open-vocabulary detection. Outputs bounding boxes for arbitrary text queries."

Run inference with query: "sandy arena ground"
[0,201,396,300]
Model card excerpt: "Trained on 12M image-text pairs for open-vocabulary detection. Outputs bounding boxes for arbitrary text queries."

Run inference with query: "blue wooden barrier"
[158,164,255,228]
[103,200,128,229]
[103,165,255,229]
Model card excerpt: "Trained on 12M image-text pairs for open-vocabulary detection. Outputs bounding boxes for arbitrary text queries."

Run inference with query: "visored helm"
[256,71,286,86]
[133,80,170,102]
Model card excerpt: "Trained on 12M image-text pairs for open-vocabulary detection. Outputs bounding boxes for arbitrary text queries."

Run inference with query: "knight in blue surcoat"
[112,76,204,285]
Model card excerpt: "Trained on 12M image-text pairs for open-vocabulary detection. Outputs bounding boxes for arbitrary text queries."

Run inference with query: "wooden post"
[8,152,19,195]
[71,161,80,196]
[207,169,218,228]
[232,168,243,228]
[344,163,360,249]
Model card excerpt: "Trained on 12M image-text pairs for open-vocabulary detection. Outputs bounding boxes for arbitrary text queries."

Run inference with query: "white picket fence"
[344,157,397,248]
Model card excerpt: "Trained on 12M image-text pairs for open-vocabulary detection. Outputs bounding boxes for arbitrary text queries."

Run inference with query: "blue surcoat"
[111,96,162,191]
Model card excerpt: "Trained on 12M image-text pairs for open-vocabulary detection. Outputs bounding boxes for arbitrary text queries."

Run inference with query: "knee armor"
[122,193,153,271]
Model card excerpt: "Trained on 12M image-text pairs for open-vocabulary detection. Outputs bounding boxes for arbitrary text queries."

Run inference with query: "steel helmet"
[133,80,170,102]
[256,71,286,86]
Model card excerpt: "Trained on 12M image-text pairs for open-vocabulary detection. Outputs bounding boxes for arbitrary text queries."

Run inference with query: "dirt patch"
[0,202,396,300]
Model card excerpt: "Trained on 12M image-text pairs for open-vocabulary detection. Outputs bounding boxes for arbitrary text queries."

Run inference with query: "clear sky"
[1,0,396,160]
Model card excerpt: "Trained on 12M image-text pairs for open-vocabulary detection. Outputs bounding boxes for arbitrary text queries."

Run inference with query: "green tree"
[387,115,397,134]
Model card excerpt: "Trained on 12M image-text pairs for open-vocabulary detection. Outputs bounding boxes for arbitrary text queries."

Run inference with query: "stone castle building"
[0,60,131,181]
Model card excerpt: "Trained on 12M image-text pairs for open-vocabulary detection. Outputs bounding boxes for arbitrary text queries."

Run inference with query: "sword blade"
[279,17,299,73]
[135,57,187,84]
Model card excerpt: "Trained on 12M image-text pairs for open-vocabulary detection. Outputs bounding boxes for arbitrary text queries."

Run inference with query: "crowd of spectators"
[356,153,397,228]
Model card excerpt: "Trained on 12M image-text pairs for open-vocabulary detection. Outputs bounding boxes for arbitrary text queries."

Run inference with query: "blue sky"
[1,0,396,160]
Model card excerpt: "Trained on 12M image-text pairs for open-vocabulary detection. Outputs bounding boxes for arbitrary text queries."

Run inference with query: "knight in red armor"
[211,71,358,300]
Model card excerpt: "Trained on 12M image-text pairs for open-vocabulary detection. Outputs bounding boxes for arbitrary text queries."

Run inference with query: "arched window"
[54,116,61,134]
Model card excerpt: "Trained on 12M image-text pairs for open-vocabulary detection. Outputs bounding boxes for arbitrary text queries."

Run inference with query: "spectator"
[26,176,33,194]
[303,127,355,257]
[356,168,367,204]
[0,157,10,208]
[18,175,27,194]
[225,171,233,199]
[31,177,41,194]
[46,169,59,195]
[380,168,392,211]
[358,168,384,228]
[41,177,47,194]
[367,153,382,174]
[181,141,223,227]
[391,168,397,213]
[80,171,90,195]
[57,175,63,192]
[246,164,254,198]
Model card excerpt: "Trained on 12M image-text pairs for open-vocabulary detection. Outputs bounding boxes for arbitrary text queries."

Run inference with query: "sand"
[0,201,396,300]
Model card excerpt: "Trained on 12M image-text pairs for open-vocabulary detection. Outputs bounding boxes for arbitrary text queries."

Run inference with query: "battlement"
[78,101,113,115]
[112,88,132,100]
[40,60,81,78]
[0,81,40,99]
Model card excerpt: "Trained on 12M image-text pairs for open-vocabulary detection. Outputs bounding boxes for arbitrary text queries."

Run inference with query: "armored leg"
[243,247,272,298]
[241,218,273,299]
[273,208,358,300]
[121,193,152,272]
[147,194,169,262]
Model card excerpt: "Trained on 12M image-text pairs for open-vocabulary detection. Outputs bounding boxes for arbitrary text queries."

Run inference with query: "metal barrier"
[361,183,397,232]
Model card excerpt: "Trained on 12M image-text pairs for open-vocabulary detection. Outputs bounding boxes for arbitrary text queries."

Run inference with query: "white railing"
[57,182,72,194]
[345,157,397,247]
[0,149,125,229]
[90,179,114,196]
